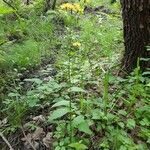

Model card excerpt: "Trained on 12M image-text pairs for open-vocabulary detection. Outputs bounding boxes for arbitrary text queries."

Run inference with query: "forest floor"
[0,1,150,150]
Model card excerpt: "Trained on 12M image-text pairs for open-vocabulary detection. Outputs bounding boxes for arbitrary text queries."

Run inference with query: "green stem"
[103,72,109,116]
[68,50,72,143]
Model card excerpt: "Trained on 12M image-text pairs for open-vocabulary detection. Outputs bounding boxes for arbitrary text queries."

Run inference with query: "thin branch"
[0,132,14,150]
[21,127,36,150]
[2,0,16,10]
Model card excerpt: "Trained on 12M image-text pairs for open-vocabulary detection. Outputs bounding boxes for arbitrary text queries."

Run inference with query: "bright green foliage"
[49,107,70,121]
[69,142,88,150]
[0,7,15,14]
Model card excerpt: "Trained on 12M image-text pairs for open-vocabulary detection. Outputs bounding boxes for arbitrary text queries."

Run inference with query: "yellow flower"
[60,3,73,10]
[72,42,81,47]
[73,3,84,13]
[60,3,83,14]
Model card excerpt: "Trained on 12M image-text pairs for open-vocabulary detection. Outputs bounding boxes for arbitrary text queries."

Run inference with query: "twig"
[2,0,16,10]
[0,132,14,150]
[21,126,36,150]
[2,0,21,19]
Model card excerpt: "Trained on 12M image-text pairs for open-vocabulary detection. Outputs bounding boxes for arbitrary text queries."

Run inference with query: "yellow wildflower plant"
[60,3,84,14]
[60,3,74,11]
[72,42,81,47]
[73,3,84,13]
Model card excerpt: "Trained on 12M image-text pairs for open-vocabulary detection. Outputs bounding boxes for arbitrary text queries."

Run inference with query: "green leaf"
[48,107,70,121]
[52,100,70,108]
[142,71,150,76]
[78,122,93,135]
[146,83,150,87]
[52,100,76,109]
[118,122,125,128]
[0,7,15,14]
[24,78,42,85]
[72,115,85,127]
[69,142,88,150]
[139,118,150,126]
[27,98,39,107]
[91,109,102,120]
[140,58,150,61]
[69,87,86,93]
[126,119,136,129]
[118,110,127,116]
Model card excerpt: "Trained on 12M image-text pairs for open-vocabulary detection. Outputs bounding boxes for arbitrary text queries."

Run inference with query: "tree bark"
[44,0,51,13]
[26,0,29,5]
[52,0,57,10]
[121,0,150,73]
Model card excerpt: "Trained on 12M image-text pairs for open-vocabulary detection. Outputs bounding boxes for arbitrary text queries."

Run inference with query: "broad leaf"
[0,7,15,14]
[48,107,70,121]
[52,100,70,108]
[69,142,88,150]
[78,122,93,135]
[69,87,86,93]
[127,119,136,129]
[146,83,150,87]
[52,100,76,108]
[27,98,39,107]
[72,115,85,127]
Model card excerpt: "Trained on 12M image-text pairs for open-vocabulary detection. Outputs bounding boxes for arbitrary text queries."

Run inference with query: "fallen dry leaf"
[43,132,53,148]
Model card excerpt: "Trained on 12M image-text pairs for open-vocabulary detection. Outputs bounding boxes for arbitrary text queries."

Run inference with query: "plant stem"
[0,132,14,150]
[103,72,109,116]
[68,50,72,143]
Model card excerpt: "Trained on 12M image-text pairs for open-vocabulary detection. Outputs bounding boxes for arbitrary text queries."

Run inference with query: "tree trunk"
[44,0,51,13]
[26,0,29,5]
[121,0,150,73]
[52,0,57,10]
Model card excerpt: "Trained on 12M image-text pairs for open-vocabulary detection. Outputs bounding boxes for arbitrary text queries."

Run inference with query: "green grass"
[0,13,55,71]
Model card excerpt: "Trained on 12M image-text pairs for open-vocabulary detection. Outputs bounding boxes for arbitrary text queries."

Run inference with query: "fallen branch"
[21,126,36,150]
[0,132,14,150]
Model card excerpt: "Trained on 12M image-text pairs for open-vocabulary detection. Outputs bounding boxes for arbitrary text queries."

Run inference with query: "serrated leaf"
[139,118,150,126]
[91,109,101,120]
[48,107,70,121]
[69,142,88,150]
[47,81,61,90]
[78,122,93,135]
[127,119,136,129]
[72,115,85,127]
[27,98,39,107]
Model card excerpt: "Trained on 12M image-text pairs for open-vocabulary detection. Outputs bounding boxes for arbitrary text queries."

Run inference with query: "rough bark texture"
[52,0,57,10]
[44,0,51,13]
[121,0,150,73]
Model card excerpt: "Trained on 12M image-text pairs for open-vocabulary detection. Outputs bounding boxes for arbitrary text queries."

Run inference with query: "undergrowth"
[0,0,150,150]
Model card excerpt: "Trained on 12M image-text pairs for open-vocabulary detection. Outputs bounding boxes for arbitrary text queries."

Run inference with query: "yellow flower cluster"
[60,3,84,14]
[72,42,81,47]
